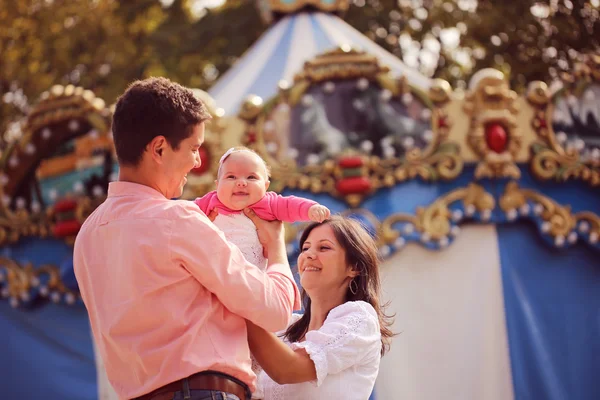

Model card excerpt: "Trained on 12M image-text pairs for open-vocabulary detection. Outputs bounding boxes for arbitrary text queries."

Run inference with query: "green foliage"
[1,0,598,145]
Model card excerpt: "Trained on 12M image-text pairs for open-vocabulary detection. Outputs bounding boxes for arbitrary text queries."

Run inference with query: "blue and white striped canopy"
[209,11,431,115]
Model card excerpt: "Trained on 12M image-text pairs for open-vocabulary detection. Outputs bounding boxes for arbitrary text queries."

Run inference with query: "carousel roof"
[208,11,431,115]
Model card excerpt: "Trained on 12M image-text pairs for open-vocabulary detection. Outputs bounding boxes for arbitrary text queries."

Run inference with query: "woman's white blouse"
[255,301,382,400]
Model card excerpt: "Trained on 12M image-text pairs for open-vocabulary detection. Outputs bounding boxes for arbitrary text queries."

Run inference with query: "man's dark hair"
[111,77,212,166]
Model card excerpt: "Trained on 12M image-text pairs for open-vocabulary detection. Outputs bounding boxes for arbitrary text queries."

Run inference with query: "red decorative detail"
[485,123,508,153]
[52,220,81,237]
[438,116,448,129]
[53,199,77,213]
[537,118,547,128]
[338,156,363,168]
[246,128,257,144]
[190,147,210,175]
[336,177,372,195]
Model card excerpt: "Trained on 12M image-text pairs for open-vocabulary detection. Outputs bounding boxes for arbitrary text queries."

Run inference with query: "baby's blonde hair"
[217,146,271,179]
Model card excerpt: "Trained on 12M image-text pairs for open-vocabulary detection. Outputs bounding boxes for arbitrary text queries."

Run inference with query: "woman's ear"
[347,264,360,279]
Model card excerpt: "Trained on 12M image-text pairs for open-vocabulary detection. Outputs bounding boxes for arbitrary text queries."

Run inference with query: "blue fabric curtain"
[497,222,600,400]
[0,302,97,399]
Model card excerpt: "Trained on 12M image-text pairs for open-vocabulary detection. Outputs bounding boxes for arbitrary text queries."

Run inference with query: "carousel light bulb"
[450,225,461,237]
[287,148,299,159]
[15,197,26,209]
[379,245,391,258]
[25,143,36,155]
[421,108,432,120]
[519,203,531,215]
[263,120,275,132]
[465,204,476,216]
[422,130,434,142]
[357,78,369,90]
[403,224,414,234]
[92,185,104,197]
[73,181,84,194]
[65,293,76,305]
[360,140,374,153]
[541,221,551,233]
[68,120,80,131]
[394,237,406,248]
[265,142,278,153]
[9,156,19,168]
[380,89,392,102]
[567,232,578,244]
[578,221,590,233]
[48,189,59,201]
[554,235,565,247]
[402,137,415,149]
[481,209,492,221]
[50,292,61,303]
[0,174,8,186]
[438,237,449,248]
[42,128,52,139]
[301,94,313,107]
[306,154,320,165]
[452,209,463,221]
[556,132,567,143]
[383,146,395,159]
[10,297,19,308]
[324,82,336,93]
[402,92,413,105]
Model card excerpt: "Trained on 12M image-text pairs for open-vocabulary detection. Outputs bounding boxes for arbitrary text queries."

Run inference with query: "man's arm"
[170,202,299,332]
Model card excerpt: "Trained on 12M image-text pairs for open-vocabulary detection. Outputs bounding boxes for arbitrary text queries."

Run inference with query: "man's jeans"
[172,389,240,400]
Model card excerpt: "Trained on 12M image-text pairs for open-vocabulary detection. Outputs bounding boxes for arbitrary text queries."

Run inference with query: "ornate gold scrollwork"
[499,181,599,246]
[527,58,600,186]
[0,257,79,307]
[237,47,461,207]
[380,183,494,245]
[464,69,522,179]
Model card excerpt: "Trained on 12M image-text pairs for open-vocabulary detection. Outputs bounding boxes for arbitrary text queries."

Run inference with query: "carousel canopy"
[208,11,431,115]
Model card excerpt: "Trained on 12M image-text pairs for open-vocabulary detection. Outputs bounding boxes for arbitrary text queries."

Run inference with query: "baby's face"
[216,151,270,210]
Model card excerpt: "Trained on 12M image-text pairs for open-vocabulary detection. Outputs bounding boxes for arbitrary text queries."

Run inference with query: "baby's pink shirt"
[194,191,317,222]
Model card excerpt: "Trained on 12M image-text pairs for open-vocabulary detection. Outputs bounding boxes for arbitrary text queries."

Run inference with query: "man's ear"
[148,136,167,163]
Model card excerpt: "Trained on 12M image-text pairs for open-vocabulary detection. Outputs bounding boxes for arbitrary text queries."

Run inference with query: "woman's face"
[297,224,356,294]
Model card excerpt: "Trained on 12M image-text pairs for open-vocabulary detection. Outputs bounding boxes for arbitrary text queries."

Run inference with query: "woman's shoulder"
[322,301,380,335]
[328,301,378,321]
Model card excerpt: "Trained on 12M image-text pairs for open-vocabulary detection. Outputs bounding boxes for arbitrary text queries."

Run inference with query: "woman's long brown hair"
[283,216,395,355]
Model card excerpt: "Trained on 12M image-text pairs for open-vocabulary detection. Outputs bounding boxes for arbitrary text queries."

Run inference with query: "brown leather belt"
[133,371,249,400]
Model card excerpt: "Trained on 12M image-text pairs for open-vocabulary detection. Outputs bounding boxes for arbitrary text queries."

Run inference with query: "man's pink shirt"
[74,182,301,399]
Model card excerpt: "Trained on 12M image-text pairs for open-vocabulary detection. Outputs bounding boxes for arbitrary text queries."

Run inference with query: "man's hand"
[207,208,218,222]
[308,204,330,223]
[244,208,286,263]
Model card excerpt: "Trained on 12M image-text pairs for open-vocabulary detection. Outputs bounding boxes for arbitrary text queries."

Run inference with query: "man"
[74,77,300,400]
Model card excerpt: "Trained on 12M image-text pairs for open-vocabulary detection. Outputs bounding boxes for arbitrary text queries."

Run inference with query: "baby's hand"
[308,204,331,223]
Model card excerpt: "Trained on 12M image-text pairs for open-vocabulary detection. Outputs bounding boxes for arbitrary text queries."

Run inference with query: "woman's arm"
[247,320,317,385]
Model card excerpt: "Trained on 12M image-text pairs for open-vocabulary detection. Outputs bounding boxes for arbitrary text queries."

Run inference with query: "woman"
[247,216,394,399]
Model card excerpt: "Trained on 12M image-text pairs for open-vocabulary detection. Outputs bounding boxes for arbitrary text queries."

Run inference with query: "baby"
[194,147,330,269]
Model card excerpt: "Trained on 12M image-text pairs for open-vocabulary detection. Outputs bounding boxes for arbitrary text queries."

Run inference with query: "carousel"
[1,1,598,399]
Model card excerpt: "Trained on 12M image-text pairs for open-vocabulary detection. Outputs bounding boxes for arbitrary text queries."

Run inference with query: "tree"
[1,0,598,144]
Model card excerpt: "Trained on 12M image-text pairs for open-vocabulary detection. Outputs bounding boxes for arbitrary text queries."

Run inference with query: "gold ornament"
[464,69,522,179]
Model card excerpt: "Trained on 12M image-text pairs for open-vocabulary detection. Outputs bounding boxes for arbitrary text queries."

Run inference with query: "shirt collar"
[107,181,166,200]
